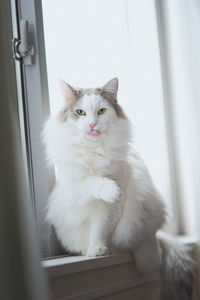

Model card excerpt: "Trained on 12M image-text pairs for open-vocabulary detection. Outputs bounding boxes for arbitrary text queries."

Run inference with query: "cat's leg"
[86,220,111,257]
[78,176,120,205]
[86,202,120,257]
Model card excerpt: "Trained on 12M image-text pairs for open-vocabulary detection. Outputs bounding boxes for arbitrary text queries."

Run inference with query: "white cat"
[43,78,194,300]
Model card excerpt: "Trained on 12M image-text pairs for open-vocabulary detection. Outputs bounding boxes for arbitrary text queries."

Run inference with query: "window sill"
[42,236,197,300]
[43,253,161,300]
[43,253,135,277]
[42,235,197,277]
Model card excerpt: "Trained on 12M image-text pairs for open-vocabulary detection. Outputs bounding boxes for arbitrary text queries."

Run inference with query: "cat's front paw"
[95,178,120,203]
[101,180,120,203]
[86,245,110,257]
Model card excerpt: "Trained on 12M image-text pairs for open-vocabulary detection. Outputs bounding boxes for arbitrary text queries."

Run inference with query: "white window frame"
[155,0,187,234]
[0,1,49,299]
[10,0,56,257]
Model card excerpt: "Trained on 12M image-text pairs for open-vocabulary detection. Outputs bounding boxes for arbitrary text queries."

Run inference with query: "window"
[42,0,172,216]
[156,0,200,236]
[10,0,199,259]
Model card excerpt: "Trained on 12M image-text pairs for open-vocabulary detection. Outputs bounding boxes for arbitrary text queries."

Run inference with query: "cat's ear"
[101,77,118,103]
[59,79,76,106]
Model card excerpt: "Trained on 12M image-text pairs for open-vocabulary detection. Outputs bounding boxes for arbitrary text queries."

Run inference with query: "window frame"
[0,1,50,299]
[10,0,56,257]
[155,0,190,235]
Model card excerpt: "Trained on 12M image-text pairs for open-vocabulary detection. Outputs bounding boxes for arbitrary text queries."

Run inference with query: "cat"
[42,78,194,300]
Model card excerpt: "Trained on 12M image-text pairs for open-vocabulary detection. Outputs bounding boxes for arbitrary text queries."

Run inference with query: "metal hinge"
[12,20,35,65]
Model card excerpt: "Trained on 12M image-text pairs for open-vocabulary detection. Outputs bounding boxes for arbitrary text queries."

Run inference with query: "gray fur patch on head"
[72,78,119,103]
[57,107,68,122]
[57,106,80,122]
[73,87,101,99]
[100,78,127,119]
[81,86,126,119]
[100,77,118,104]
[112,103,127,119]
[57,78,126,120]
[72,88,82,100]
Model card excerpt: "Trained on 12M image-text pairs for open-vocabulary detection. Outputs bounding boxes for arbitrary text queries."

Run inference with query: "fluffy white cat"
[43,78,194,300]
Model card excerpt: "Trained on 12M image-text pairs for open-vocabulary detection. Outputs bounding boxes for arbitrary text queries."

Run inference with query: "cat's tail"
[157,231,195,300]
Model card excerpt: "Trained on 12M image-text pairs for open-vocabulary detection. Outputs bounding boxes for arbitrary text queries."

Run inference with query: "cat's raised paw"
[86,245,110,257]
[96,178,120,203]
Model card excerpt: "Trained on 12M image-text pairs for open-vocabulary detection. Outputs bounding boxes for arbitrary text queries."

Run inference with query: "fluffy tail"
[157,232,195,300]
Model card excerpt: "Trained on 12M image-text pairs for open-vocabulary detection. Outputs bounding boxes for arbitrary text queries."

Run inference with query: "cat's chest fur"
[72,142,113,176]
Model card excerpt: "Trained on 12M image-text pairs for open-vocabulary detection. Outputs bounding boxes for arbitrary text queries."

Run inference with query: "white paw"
[86,245,110,257]
[95,178,120,203]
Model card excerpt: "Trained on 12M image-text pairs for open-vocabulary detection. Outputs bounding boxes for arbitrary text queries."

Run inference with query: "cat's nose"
[89,123,97,129]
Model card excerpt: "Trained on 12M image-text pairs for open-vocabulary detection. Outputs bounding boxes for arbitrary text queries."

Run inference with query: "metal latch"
[12,20,35,65]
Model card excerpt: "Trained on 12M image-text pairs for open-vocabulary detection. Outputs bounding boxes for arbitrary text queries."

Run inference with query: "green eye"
[98,108,106,115]
[76,109,86,116]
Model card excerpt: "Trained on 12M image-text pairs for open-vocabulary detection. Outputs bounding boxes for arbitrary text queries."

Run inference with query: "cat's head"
[58,78,126,140]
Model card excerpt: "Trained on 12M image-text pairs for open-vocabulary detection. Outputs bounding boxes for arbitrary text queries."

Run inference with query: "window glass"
[42,0,172,214]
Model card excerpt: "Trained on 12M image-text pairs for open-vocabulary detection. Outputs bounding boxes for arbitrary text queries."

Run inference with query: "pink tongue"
[89,130,101,135]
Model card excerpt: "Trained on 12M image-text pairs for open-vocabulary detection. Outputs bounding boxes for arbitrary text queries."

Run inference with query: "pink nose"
[89,123,96,129]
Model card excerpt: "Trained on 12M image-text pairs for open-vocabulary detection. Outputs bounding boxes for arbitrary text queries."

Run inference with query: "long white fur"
[42,79,194,299]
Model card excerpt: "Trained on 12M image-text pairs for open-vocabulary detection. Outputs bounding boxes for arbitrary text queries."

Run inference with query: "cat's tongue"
[89,130,101,136]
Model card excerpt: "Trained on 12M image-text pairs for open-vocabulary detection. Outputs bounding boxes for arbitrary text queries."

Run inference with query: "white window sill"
[42,235,197,276]
[42,236,197,300]
[43,253,161,300]
[43,252,156,278]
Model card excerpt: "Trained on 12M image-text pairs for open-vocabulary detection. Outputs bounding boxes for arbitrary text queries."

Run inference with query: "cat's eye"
[98,108,106,115]
[76,109,86,116]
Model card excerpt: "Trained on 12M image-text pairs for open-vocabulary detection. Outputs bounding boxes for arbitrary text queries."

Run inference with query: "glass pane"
[42,0,172,214]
